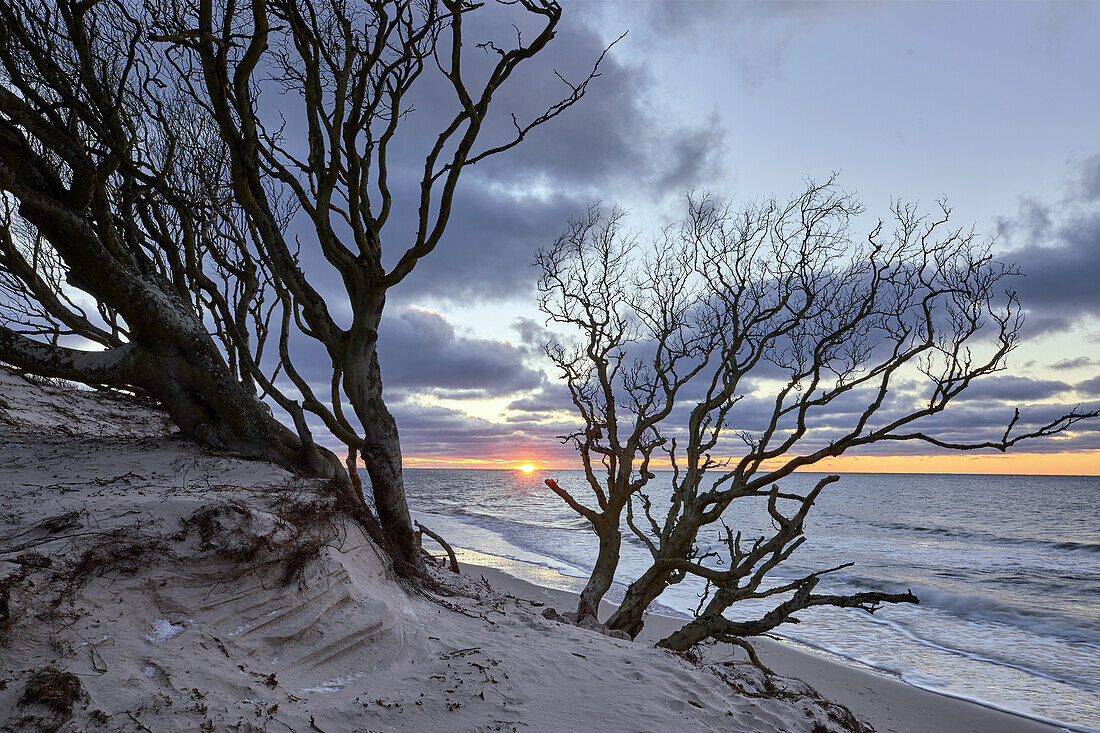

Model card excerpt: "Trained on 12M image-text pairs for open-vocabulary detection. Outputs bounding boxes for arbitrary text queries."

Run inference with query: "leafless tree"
[0,0,337,479]
[537,179,1099,645]
[0,0,612,577]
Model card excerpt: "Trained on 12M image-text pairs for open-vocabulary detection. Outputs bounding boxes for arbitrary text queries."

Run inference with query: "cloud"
[389,189,582,304]
[387,361,1100,462]
[996,155,1100,337]
[1077,375,1100,397]
[579,1,840,87]
[506,384,575,415]
[1050,356,1097,370]
[376,10,726,305]
[1076,152,1100,201]
[511,317,556,349]
[952,375,1073,403]
[387,399,578,463]
[378,307,544,399]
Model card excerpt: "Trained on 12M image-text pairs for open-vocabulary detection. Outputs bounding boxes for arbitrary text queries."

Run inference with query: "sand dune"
[0,367,1062,732]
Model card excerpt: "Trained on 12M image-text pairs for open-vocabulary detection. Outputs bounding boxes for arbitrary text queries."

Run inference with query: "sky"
[328,1,1100,473]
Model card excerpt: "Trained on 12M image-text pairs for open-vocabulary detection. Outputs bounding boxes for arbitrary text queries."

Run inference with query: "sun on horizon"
[518,463,536,473]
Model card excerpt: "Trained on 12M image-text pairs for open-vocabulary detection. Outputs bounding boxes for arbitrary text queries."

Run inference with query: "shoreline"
[2,369,1091,733]
[454,548,1074,733]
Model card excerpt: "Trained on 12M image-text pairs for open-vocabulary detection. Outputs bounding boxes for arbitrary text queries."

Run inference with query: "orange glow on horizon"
[400,450,1100,475]
[519,463,536,473]
[801,451,1100,476]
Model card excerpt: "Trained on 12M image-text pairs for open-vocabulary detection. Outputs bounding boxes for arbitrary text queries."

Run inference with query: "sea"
[402,470,1100,732]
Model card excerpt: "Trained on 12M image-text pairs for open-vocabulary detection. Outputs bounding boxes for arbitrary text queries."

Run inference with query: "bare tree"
[0,0,613,577]
[145,0,616,576]
[537,180,1098,645]
[0,0,344,480]
[537,207,715,619]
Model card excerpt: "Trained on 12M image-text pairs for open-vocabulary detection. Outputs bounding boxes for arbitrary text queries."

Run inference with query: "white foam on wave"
[770,633,1099,733]
[412,510,591,580]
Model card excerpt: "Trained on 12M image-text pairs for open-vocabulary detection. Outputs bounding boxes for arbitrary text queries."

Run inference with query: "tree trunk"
[654,585,735,651]
[656,615,724,651]
[576,522,621,621]
[606,519,701,637]
[0,310,345,483]
[351,346,424,579]
[656,580,919,652]
[135,336,345,479]
[604,562,675,638]
[361,413,422,578]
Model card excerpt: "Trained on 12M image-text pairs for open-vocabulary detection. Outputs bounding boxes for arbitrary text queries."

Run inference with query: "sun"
[518,463,536,473]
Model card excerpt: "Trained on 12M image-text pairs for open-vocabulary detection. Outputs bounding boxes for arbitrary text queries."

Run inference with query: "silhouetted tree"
[0,0,610,577]
[0,0,338,478]
[537,179,1098,645]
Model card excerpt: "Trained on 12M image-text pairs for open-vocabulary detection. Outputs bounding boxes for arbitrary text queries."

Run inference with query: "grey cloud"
[1050,357,1096,370]
[378,307,544,398]
[379,11,726,304]
[386,399,576,462]
[996,156,1100,338]
[580,0,840,87]
[464,13,727,193]
[390,188,582,304]
[389,371,1099,461]
[1076,153,1100,201]
[506,384,574,415]
[511,317,556,349]
[1077,375,1100,397]
[953,375,1072,403]
[258,6,726,308]
[655,115,725,191]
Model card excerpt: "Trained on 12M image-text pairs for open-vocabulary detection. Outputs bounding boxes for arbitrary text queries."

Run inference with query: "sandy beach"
[0,368,1070,732]
[460,558,1066,733]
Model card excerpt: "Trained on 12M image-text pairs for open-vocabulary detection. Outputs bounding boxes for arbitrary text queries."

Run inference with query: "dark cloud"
[506,384,574,415]
[1077,375,1100,397]
[388,362,1100,461]
[378,10,725,305]
[1050,356,1097,371]
[390,189,581,304]
[952,375,1073,403]
[1076,153,1100,201]
[511,317,556,349]
[257,6,726,309]
[467,15,726,194]
[996,155,1100,337]
[378,307,544,399]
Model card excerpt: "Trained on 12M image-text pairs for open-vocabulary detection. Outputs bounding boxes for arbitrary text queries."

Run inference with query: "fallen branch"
[416,521,459,574]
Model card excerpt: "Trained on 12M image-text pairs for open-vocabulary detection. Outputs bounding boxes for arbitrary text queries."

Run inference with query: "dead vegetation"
[61,528,170,588]
[175,485,346,587]
[18,667,86,730]
[1,554,53,644]
[713,657,871,733]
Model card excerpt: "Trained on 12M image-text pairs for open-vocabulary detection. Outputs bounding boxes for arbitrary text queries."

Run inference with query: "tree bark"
[0,305,345,483]
[606,521,699,637]
[655,582,919,652]
[349,343,423,578]
[576,521,621,621]
[604,563,675,638]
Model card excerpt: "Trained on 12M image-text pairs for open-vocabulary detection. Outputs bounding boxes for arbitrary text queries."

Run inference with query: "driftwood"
[416,522,460,574]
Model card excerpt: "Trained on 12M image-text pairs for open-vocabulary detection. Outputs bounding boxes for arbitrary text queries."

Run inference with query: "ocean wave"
[430,504,594,534]
[405,469,1100,732]
[872,520,1100,555]
[413,508,596,579]
[772,634,1100,733]
[832,574,1100,646]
